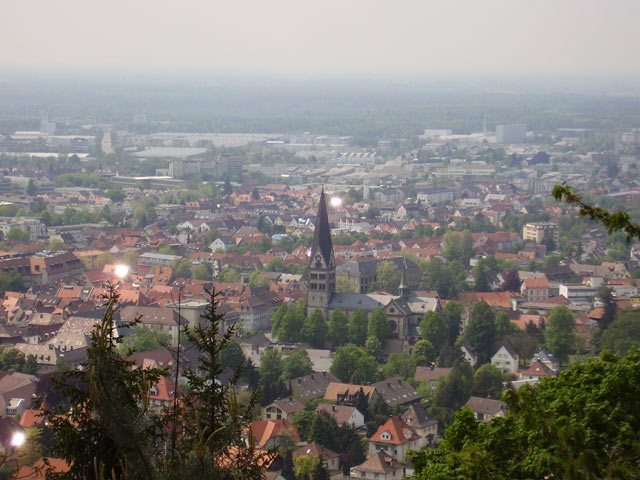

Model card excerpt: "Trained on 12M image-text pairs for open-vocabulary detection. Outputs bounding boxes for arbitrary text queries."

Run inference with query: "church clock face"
[315,255,322,262]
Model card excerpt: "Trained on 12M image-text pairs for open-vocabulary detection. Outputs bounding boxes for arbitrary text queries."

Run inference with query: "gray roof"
[336,259,378,276]
[372,377,422,407]
[466,396,507,416]
[329,293,438,314]
[140,252,181,261]
[133,147,206,159]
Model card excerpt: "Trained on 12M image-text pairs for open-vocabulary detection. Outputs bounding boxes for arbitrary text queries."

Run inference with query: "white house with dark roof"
[491,342,519,373]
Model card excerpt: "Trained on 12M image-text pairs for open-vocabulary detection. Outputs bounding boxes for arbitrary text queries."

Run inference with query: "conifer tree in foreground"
[43,285,272,479]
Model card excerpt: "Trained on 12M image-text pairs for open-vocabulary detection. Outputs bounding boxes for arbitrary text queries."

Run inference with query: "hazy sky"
[4,0,640,78]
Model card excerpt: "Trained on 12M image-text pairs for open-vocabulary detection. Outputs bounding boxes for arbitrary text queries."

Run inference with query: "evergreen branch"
[552,183,640,241]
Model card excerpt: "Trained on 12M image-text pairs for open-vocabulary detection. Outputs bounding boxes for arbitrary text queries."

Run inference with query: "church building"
[307,190,441,351]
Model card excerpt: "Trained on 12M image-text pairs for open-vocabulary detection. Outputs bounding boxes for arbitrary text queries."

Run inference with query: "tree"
[122,249,139,267]
[259,348,284,387]
[432,360,474,424]
[531,151,550,164]
[47,239,68,251]
[501,269,521,292]
[348,310,368,346]
[218,339,245,372]
[464,301,496,365]
[0,347,25,371]
[42,287,166,479]
[6,228,30,243]
[218,268,240,283]
[419,311,447,353]
[442,302,463,347]
[601,310,640,355]
[336,276,355,293]
[282,349,313,381]
[23,354,38,375]
[0,269,24,291]
[365,335,383,360]
[192,262,212,280]
[374,261,401,293]
[367,309,391,346]
[55,356,71,372]
[545,305,576,365]
[472,364,504,399]
[412,351,640,480]
[119,325,170,353]
[495,311,520,341]
[597,285,617,330]
[26,178,37,196]
[171,258,192,278]
[328,310,349,347]
[383,353,415,380]
[302,310,328,348]
[412,339,436,366]
[330,344,379,384]
[223,177,232,195]
[275,305,305,343]
[474,262,490,291]
[248,270,270,288]
[294,454,328,480]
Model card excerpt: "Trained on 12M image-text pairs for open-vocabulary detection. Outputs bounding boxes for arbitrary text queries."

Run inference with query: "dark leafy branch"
[552,183,640,241]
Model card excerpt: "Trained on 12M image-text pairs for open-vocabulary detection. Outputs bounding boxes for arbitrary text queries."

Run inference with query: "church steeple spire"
[399,256,410,298]
[310,188,334,266]
[307,188,335,317]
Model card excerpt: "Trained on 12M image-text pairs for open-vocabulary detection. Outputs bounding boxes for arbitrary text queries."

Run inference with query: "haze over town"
[0,1,640,479]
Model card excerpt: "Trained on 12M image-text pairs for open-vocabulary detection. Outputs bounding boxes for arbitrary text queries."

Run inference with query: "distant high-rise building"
[496,124,526,144]
[219,154,244,177]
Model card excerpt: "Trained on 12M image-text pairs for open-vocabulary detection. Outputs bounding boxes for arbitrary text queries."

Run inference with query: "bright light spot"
[114,264,129,278]
[11,432,25,448]
[330,196,343,208]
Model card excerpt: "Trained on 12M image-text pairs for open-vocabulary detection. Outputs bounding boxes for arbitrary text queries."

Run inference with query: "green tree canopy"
[367,309,391,346]
[328,309,349,347]
[192,262,212,280]
[171,258,192,279]
[259,348,284,387]
[282,348,313,381]
[601,309,640,355]
[6,227,30,242]
[464,301,497,365]
[383,352,415,380]
[218,339,245,372]
[544,305,576,365]
[119,326,170,353]
[330,344,379,384]
[348,310,368,346]
[374,261,401,293]
[412,350,640,480]
[411,339,436,366]
[472,363,505,399]
[419,311,447,353]
[302,310,328,349]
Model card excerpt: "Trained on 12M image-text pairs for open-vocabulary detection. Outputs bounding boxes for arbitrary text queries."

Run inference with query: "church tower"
[307,189,336,317]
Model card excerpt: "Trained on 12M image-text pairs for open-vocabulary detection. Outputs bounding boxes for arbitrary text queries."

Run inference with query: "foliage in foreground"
[410,350,640,479]
[43,286,269,479]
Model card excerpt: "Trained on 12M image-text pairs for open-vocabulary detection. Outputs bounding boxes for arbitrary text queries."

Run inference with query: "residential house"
[521,277,551,302]
[120,306,185,347]
[401,404,438,446]
[520,360,555,381]
[291,371,339,402]
[350,452,406,480]
[465,396,507,421]
[414,366,452,388]
[315,403,365,429]
[372,377,422,408]
[249,419,301,449]
[262,397,305,422]
[460,343,478,367]
[368,416,422,461]
[293,442,340,476]
[491,343,519,373]
[324,383,377,407]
